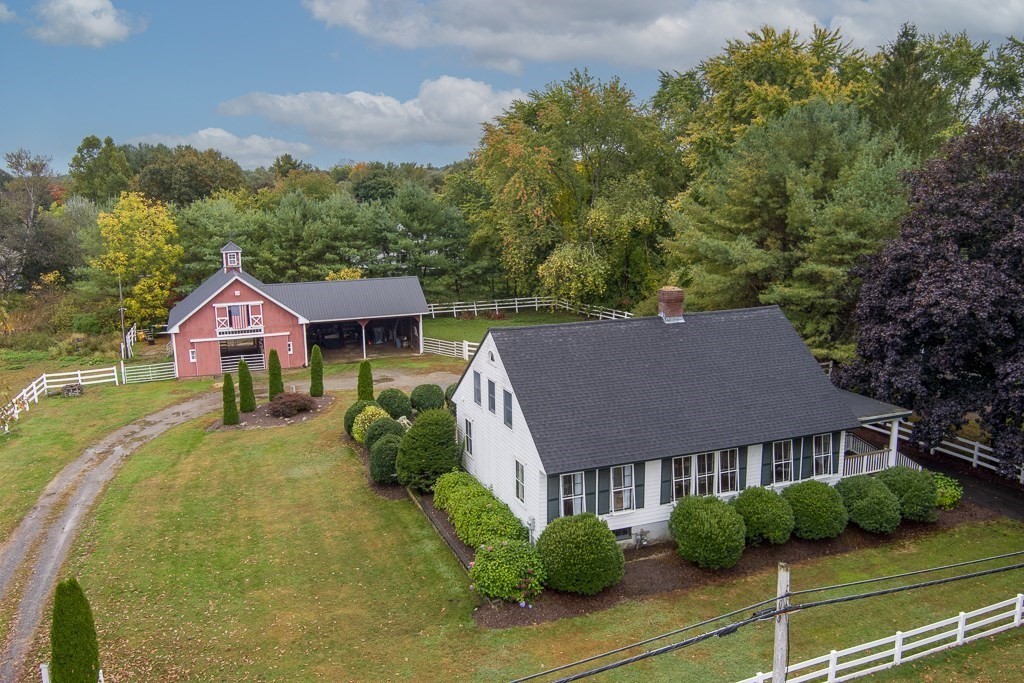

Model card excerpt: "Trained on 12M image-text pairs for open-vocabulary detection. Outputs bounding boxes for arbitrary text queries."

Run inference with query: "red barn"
[166,243,429,377]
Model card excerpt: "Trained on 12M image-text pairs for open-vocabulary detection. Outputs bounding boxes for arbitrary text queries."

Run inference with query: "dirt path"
[0,366,461,682]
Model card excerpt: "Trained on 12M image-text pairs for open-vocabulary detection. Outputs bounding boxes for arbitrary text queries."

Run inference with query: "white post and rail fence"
[426,296,633,320]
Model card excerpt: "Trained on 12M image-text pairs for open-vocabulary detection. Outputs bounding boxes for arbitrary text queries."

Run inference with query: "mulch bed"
[210,395,334,430]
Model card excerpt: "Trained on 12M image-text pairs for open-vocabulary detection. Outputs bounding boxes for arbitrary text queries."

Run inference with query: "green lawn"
[51,392,1024,682]
[422,310,585,343]
[0,349,123,392]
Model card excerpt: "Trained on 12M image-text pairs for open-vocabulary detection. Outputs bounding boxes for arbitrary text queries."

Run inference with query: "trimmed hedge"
[668,496,746,569]
[370,433,402,484]
[410,383,445,412]
[731,487,794,545]
[357,360,374,401]
[433,471,480,510]
[781,480,848,540]
[470,539,545,603]
[536,513,625,595]
[268,392,317,418]
[376,388,413,419]
[835,475,901,534]
[876,467,939,522]
[344,400,375,436]
[353,405,390,443]
[396,408,461,491]
[449,489,528,547]
[365,416,406,451]
[935,473,964,510]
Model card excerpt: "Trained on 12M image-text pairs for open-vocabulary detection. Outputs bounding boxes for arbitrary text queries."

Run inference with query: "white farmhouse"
[451,288,910,543]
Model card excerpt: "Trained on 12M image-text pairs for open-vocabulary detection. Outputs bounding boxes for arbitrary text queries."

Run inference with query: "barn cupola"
[221,241,243,272]
[658,286,685,323]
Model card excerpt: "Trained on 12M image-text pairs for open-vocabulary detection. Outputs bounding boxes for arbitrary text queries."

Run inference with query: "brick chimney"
[658,286,685,323]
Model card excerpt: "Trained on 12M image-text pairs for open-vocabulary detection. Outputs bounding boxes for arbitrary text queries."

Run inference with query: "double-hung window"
[515,461,525,502]
[672,456,692,501]
[813,434,832,476]
[695,452,715,495]
[503,390,513,428]
[487,380,496,413]
[719,449,739,493]
[611,464,634,512]
[473,371,481,405]
[560,472,584,516]
[464,419,473,455]
[773,441,793,484]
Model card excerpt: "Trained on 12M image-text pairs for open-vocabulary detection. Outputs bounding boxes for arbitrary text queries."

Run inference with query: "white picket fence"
[864,421,1024,484]
[121,361,176,384]
[740,593,1024,683]
[422,337,479,360]
[427,296,633,320]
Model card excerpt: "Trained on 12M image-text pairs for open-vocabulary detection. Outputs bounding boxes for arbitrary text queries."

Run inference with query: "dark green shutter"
[660,458,673,504]
[762,443,773,486]
[832,431,842,475]
[584,470,597,513]
[547,475,560,523]
[738,446,748,490]
[634,463,645,509]
[801,437,813,480]
[597,469,610,514]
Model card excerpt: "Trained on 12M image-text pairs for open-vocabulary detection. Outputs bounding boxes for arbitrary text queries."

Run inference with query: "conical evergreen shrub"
[50,577,99,683]
[268,349,284,400]
[310,345,324,397]
[223,373,239,425]
[357,360,373,400]
[238,359,256,413]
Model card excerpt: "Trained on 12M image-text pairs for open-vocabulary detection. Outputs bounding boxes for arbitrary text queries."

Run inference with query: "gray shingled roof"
[221,241,242,253]
[837,389,911,424]
[490,307,861,474]
[167,271,428,330]
[261,276,428,322]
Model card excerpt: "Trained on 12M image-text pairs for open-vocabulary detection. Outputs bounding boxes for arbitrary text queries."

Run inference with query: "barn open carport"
[306,315,423,362]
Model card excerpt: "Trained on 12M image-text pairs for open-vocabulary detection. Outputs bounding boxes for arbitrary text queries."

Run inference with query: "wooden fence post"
[972,442,980,468]
[773,562,790,683]
[956,612,967,644]
[1015,594,1023,627]
[827,650,838,682]
[893,631,904,665]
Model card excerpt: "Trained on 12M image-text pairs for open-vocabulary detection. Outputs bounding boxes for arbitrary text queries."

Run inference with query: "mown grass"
[422,310,585,343]
[0,349,123,391]
[53,393,1024,682]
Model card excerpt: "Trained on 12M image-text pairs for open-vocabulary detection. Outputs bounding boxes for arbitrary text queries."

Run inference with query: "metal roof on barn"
[489,306,863,474]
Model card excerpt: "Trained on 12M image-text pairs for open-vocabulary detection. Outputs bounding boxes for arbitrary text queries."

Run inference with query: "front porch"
[838,389,918,476]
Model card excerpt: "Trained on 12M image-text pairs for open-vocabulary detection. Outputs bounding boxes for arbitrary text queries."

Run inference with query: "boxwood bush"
[376,388,413,419]
[369,434,402,484]
[934,473,964,510]
[396,409,461,491]
[344,400,375,436]
[731,487,794,545]
[470,539,545,603]
[535,513,625,595]
[835,475,901,534]
[668,496,746,569]
[365,416,406,451]
[876,466,939,522]
[353,405,390,443]
[433,471,480,510]
[410,383,445,412]
[781,480,848,540]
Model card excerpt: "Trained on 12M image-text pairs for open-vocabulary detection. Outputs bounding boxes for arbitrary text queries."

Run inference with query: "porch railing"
[220,353,266,374]
[842,432,922,476]
[216,325,264,338]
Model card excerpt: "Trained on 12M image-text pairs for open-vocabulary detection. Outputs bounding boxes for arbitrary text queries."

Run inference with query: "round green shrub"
[396,408,461,491]
[376,388,413,419]
[536,513,625,595]
[365,416,406,451]
[450,492,529,547]
[433,471,480,511]
[781,480,848,540]
[731,487,795,545]
[835,475,901,534]
[934,473,964,510]
[668,496,746,569]
[344,399,375,436]
[353,405,389,443]
[444,382,457,407]
[410,383,445,412]
[369,433,402,484]
[876,466,939,522]
[470,539,545,603]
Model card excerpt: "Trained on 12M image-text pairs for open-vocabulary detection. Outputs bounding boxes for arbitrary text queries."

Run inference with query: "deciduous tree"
[68,135,132,201]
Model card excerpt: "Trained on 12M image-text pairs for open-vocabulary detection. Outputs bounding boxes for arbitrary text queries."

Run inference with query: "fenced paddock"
[739,593,1024,683]
[2,367,120,433]
[121,361,176,384]
[427,296,633,320]
[422,338,479,360]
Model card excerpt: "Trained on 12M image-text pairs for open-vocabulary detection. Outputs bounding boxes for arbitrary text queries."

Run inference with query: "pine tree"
[357,360,373,401]
[268,349,284,400]
[237,359,256,413]
[309,345,324,397]
[50,577,99,683]
[223,373,239,425]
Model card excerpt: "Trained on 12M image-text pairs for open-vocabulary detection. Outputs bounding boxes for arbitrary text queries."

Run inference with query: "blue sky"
[1,1,1023,171]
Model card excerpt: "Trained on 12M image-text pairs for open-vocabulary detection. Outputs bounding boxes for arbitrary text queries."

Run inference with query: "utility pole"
[773,562,790,683]
[117,275,127,360]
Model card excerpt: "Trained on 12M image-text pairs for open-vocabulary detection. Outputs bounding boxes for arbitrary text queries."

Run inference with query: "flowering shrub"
[669,496,746,569]
[835,475,901,534]
[433,471,480,510]
[353,406,390,443]
[470,540,545,603]
[731,487,794,545]
[934,473,964,510]
[781,480,848,540]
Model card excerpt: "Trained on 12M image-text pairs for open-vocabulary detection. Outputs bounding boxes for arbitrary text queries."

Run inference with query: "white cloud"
[132,128,313,169]
[0,3,16,22]
[219,76,525,151]
[31,0,142,47]
[302,0,1024,71]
